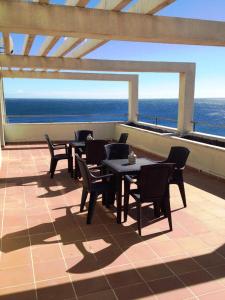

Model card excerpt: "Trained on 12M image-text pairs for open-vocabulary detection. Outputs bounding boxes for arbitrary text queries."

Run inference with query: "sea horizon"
[5,97,225,137]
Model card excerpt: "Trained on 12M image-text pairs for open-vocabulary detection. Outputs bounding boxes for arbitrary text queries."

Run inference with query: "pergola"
[1,0,225,145]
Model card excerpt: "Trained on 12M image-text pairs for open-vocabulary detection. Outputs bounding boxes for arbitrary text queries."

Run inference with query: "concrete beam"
[0,55,195,73]
[1,1,225,46]
[0,70,138,82]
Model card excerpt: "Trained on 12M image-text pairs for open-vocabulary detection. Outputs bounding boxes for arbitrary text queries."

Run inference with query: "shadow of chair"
[118,132,129,143]
[76,154,114,224]
[162,146,190,207]
[44,134,72,178]
[124,163,174,235]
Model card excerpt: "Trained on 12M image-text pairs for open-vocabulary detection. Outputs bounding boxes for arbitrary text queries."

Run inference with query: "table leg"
[68,145,74,178]
[115,174,122,224]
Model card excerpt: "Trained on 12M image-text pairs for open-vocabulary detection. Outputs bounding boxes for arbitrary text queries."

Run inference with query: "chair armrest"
[91,173,114,180]
[88,165,103,170]
[124,175,137,184]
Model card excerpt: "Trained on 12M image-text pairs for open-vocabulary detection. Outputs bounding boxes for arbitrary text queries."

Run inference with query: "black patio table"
[68,141,85,178]
[102,157,155,224]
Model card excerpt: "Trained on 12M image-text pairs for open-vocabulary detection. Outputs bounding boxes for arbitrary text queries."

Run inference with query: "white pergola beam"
[68,0,175,58]
[51,0,131,58]
[37,0,88,57]
[0,55,195,73]
[129,0,175,15]
[1,1,225,46]
[2,33,11,55]
[0,70,138,82]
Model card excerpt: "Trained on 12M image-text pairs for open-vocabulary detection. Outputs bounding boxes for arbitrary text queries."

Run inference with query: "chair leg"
[87,192,97,224]
[153,202,161,218]
[68,156,73,173]
[50,158,57,178]
[124,179,130,222]
[177,180,187,207]
[164,197,173,231]
[80,189,88,212]
[136,201,142,236]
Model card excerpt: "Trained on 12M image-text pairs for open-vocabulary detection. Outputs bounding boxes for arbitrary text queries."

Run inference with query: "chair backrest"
[165,146,190,169]
[85,139,107,165]
[118,133,128,143]
[138,163,174,202]
[104,143,130,160]
[75,154,92,191]
[44,134,54,157]
[75,130,93,141]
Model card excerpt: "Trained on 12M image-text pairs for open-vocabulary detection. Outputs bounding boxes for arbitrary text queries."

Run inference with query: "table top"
[102,157,155,175]
[69,141,86,147]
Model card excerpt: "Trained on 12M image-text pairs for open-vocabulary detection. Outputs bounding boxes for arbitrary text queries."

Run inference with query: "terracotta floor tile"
[134,259,173,282]
[36,276,75,300]
[0,265,34,288]
[150,239,185,258]
[114,282,155,299]
[194,251,225,268]
[179,269,223,296]
[81,224,109,240]
[78,289,116,300]
[163,254,201,275]
[0,283,36,300]
[148,276,194,299]
[1,247,31,269]
[31,243,63,263]
[1,144,225,300]
[198,289,225,300]
[104,264,143,288]
[56,227,85,243]
[33,258,67,281]
[123,244,158,262]
[72,271,110,296]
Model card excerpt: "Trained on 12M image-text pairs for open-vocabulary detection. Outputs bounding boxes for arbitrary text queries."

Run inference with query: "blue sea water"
[5,98,225,137]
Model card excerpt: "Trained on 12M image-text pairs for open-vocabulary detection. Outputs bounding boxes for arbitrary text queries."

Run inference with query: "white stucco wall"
[4,121,118,142]
[115,123,225,179]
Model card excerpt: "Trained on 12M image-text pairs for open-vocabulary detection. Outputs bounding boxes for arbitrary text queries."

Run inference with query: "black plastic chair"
[104,143,130,160]
[44,134,72,178]
[162,146,190,207]
[74,130,93,142]
[85,139,107,166]
[118,133,128,143]
[74,130,94,157]
[76,154,114,224]
[124,163,174,235]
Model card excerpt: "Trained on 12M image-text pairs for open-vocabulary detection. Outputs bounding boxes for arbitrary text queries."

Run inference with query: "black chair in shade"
[124,163,174,235]
[104,143,130,160]
[74,130,94,157]
[76,154,114,224]
[74,130,93,142]
[44,134,72,178]
[118,133,128,143]
[85,139,107,166]
[161,146,190,207]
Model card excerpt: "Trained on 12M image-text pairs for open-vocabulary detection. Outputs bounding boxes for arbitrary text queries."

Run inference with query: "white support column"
[0,77,5,170]
[128,77,138,123]
[178,70,195,134]
[0,77,5,147]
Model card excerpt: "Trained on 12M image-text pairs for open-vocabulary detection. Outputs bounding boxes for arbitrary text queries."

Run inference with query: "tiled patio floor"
[0,144,225,300]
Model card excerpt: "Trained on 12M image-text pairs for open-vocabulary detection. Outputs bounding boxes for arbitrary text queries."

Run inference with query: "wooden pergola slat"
[67,0,176,58]
[37,0,88,57]
[50,0,131,58]
[2,33,11,55]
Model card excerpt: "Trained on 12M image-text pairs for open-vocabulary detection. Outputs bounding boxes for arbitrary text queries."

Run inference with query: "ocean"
[5,98,225,137]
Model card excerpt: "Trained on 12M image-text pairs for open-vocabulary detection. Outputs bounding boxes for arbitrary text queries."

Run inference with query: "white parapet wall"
[4,122,117,142]
[115,123,225,180]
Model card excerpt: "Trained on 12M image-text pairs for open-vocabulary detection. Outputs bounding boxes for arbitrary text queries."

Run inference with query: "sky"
[3,0,225,99]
